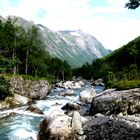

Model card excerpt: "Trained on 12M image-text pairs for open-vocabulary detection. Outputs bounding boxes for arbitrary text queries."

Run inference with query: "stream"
[0,82,104,140]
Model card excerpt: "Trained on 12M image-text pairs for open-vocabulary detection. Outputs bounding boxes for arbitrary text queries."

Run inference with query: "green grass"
[107,80,140,90]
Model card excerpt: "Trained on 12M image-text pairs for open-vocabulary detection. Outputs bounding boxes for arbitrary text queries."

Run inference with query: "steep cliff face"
[15,17,111,67]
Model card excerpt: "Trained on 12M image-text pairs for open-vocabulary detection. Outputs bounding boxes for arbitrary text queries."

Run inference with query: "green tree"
[0,75,10,100]
[125,0,140,9]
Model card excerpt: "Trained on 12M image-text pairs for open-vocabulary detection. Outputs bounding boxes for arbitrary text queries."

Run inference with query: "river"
[0,82,104,140]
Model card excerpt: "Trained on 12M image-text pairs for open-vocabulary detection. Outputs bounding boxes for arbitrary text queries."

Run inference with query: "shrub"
[0,75,11,100]
[112,80,140,90]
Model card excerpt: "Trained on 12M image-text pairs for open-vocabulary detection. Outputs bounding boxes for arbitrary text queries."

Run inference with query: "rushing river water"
[0,83,104,140]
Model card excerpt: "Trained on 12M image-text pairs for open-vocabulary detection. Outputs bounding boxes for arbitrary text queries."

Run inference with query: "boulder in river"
[5,94,31,107]
[58,90,76,97]
[63,81,74,89]
[92,78,105,86]
[80,88,96,103]
[38,110,83,140]
[61,102,80,111]
[80,114,140,140]
[26,105,44,115]
[90,88,140,115]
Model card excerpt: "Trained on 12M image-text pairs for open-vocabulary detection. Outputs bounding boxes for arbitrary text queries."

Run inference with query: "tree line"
[0,16,71,81]
[73,36,140,87]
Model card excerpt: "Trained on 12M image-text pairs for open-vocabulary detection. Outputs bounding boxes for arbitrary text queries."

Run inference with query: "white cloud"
[0,0,140,50]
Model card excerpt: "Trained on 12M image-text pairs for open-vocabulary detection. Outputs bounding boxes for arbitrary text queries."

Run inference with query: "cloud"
[0,0,140,50]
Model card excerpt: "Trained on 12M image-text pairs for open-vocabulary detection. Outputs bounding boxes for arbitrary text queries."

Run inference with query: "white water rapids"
[0,84,104,140]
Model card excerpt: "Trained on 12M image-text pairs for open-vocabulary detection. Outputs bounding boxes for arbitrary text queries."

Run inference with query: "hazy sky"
[0,0,140,50]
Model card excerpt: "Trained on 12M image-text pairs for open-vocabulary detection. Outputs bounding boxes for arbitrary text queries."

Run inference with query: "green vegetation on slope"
[73,36,140,89]
[0,75,11,100]
[0,16,72,83]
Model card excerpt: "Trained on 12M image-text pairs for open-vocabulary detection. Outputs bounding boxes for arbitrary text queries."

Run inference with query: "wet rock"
[52,102,62,106]
[63,81,74,89]
[38,110,83,140]
[74,80,84,89]
[26,105,44,115]
[80,88,96,103]
[55,81,63,88]
[61,102,80,111]
[80,114,140,140]
[58,92,76,97]
[0,112,18,120]
[55,80,85,89]
[58,90,76,97]
[90,88,140,115]
[5,94,31,107]
[10,76,51,99]
[92,78,105,86]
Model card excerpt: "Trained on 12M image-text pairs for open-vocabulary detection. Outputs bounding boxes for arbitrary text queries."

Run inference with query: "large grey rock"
[38,110,83,140]
[80,88,96,103]
[90,88,140,115]
[79,114,140,140]
[10,76,51,99]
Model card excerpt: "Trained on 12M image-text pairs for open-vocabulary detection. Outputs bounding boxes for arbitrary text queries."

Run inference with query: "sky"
[0,0,140,50]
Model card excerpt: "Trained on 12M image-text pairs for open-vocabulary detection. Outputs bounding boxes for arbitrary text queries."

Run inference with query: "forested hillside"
[15,16,110,68]
[0,16,71,81]
[73,36,140,89]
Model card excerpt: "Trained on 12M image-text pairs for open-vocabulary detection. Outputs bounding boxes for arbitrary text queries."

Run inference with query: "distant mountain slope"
[15,16,111,67]
[102,36,140,70]
[73,35,140,81]
[38,26,110,67]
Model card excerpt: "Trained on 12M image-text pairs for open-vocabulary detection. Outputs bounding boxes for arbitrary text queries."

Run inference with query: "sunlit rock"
[80,88,96,103]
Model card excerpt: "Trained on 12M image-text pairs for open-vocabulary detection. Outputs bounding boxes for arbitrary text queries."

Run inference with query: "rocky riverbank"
[37,88,140,140]
[79,88,140,140]
[0,75,51,110]
[1,77,140,140]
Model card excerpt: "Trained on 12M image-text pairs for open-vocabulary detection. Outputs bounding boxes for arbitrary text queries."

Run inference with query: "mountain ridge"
[13,16,111,67]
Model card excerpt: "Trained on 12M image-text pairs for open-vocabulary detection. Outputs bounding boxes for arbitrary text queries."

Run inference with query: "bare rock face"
[90,88,140,115]
[37,110,83,140]
[10,76,51,100]
[80,114,140,140]
[80,88,96,103]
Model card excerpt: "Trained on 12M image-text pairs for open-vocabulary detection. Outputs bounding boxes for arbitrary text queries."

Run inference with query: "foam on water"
[0,84,104,140]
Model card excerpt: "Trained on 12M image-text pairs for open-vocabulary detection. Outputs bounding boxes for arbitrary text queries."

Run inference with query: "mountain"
[79,35,140,79]
[15,16,111,67]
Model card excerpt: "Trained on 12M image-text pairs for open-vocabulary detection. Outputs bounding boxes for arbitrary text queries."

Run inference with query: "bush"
[112,80,140,90]
[0,75,11,100]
